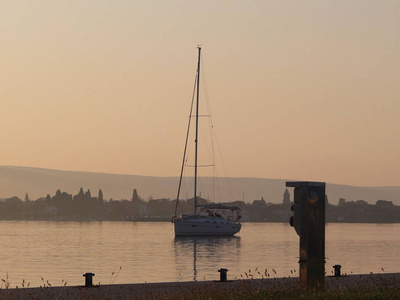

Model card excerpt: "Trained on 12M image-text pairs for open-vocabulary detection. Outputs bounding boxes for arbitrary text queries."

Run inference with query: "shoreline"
[1,219,400,224]
[1,273,399,299]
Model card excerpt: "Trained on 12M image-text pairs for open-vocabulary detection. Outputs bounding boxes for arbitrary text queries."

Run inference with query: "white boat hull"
[174,216,241,236]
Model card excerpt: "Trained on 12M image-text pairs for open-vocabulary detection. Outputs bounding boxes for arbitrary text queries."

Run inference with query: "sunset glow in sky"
[1,1,399,186]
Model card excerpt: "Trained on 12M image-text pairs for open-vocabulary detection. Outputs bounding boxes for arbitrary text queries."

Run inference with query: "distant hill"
[0,165,399,205]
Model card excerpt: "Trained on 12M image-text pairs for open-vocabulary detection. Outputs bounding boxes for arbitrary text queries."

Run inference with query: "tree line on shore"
[0,188,399,223]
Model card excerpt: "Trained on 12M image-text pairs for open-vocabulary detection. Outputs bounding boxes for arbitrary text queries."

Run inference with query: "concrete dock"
[0,273,399,299]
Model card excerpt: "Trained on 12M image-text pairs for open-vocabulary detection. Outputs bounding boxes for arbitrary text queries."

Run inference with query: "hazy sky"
[1,0,399,187]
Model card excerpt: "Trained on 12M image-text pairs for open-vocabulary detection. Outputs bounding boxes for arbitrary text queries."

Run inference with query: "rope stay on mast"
[194,46,201,214]
[173,70,198,217]
[174,46,235,218]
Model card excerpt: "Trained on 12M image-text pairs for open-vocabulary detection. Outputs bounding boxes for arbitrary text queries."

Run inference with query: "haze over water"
[1,221,398,288]
[1,1,399,187]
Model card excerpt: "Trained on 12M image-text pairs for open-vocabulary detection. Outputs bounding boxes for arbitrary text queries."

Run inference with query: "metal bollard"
[218,268,228,282]
[83,272,95,287]
[333,265,342,277]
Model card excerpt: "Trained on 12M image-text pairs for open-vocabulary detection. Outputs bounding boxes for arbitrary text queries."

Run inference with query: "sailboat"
[172,46,242,236]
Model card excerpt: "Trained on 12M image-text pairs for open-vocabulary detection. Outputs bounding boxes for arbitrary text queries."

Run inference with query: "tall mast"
[194,46,201,214]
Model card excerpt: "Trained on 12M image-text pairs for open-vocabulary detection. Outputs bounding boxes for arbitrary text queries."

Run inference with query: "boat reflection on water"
[173,236,241,281]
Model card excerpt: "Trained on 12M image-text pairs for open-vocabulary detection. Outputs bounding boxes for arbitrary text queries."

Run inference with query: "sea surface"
[0,221,399,288]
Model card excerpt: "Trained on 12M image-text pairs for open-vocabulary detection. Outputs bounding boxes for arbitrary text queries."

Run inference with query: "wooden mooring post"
[287,181,326,289]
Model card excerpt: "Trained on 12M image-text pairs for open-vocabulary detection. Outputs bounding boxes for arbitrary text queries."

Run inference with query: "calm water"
[0,221,399,288]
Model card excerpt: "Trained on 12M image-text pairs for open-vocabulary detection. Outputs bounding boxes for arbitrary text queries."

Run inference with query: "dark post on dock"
[83,273,95,287]
[287,181,326,289]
